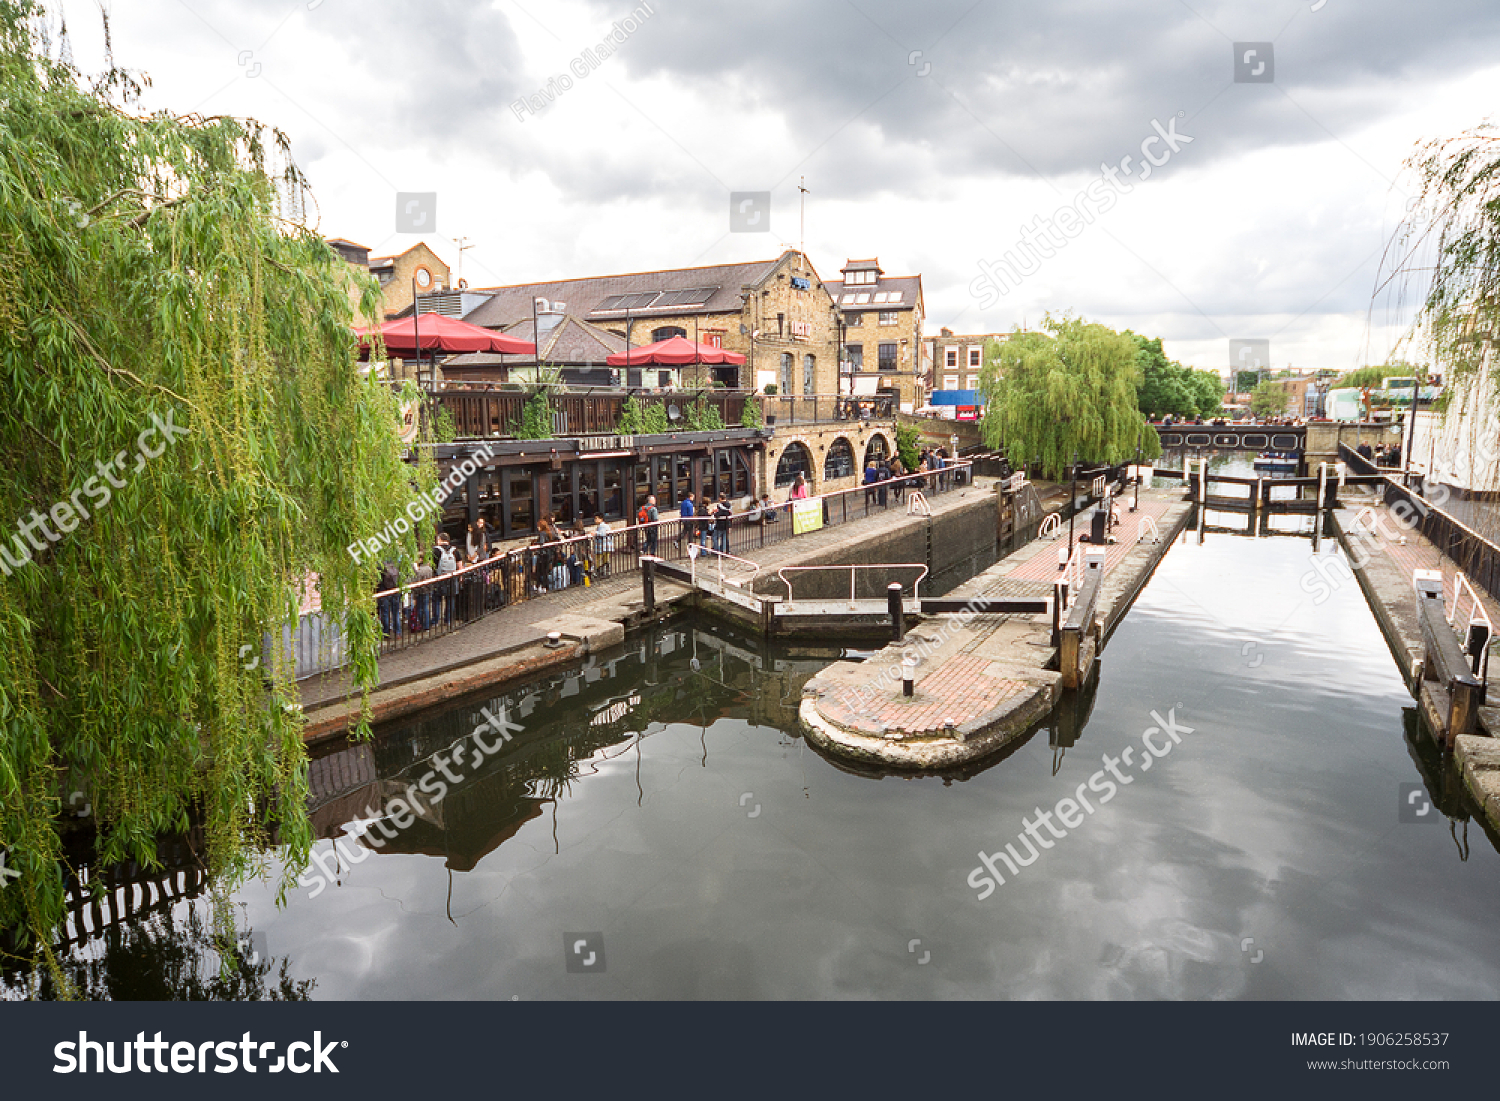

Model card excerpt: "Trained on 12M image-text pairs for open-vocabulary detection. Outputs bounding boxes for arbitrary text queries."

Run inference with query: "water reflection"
[11,498,1500,1000]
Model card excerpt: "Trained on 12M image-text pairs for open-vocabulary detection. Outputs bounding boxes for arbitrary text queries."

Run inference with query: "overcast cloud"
[52,0,1500,372]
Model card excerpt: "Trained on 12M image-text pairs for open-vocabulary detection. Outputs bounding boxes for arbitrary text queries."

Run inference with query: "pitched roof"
[443,313,630,369]
[826,274,923,311]
[461,257,789,330]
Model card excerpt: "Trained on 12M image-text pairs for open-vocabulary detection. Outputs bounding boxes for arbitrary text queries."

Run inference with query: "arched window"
[775,442,814,488]
[651,326,686,342]
[803,354,816,395]
[863,435,889,468]
[779,352,794,395]
[824,438,855,480]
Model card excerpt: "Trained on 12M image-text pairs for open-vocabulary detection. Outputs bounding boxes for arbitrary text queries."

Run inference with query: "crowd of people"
[373,447,968,639]
[1355,441,1403,467]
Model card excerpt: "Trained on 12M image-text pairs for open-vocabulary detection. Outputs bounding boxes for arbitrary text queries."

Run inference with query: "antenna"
[454,236,475,288]
[798,177,809,257]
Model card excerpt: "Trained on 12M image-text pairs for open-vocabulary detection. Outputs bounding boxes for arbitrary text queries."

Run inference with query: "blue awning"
[930,390,983,406]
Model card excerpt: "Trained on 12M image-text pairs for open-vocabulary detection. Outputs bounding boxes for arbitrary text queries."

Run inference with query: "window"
[846,312,863,326]
[845,270,876,286]
[943,375,958,390]
[803,354,816,395]
[659,370,674,388]
[824,438,855,480]
[966,376,978,390]
[775,442,814,488]
[878,343,897,371]
[651,326,686,342]
[863,436,889,467]
[846,344,863,370]
[879,311,899,326]
[945,348,958,367]
[968,347,981,368]
[780,352,794,394]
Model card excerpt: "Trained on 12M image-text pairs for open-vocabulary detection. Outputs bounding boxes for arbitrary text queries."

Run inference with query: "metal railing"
[761,393,896,425]
[1137,515,1161,544]
[776,563,929,609]
[1340,442,1500,607]
[1449,571,1493,681]
[332,460,974,672]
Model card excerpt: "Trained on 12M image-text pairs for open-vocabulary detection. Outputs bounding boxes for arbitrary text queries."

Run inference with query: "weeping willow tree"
[978,316,1160,479]
[1377,121,1500,502]
[0,2,418,964]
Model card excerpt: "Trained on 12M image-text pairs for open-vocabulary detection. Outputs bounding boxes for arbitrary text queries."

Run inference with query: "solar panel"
[654,286,718,307]
[595,292,661,311]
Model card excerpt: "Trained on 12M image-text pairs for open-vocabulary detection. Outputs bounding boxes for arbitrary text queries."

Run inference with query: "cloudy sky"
[51,0,1500,373]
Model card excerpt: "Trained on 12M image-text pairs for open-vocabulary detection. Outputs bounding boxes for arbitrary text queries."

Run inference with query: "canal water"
[12,470,1500,999]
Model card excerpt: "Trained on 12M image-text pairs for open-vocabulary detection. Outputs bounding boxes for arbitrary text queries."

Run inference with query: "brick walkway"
[818,652,1030,737]
[298,476,1000,713]
[1002,496,1178,584]
[1345,494,1500,625]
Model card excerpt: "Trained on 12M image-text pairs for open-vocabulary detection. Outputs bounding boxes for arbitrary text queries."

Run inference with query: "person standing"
[712,492,732,554]
[377,559,401,638]
[790,473,809,500]
[433,534,458,625]
[594,515,613,578]
[678,491,697,553]
[643,495,660,556]
[412,556,434,630]
[890,455,906,502]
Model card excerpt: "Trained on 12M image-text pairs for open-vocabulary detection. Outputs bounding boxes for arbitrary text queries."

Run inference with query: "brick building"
[326,238,453,320]
[454,250,841,395]
[824,258,925,412]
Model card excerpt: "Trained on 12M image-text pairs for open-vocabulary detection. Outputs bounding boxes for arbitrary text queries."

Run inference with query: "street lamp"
[1131,428,1141,513]
[1067,450,1079,549]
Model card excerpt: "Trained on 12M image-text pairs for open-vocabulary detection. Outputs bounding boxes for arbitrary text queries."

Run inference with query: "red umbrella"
[606,335,746,366]
[356,313,535,357]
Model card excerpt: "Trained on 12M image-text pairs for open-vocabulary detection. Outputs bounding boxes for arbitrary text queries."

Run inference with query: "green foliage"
[641,401,670,435]
[739,396,763,429]
[1251,381,1288,417]
[895,422,921,471]
[0,3,415,957]
[511,390,553,439]
[1132,334,1223,419]
[1335,364,1419,390]
[978,315,1159,478]
[684,395,724,431]
[616,394,644,434]
[430,404,456,443]
[763,383,778,395]
[1233,369,1262,392]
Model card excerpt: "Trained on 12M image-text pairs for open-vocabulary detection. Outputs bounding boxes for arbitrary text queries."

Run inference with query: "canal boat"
[1252,451,1298,474]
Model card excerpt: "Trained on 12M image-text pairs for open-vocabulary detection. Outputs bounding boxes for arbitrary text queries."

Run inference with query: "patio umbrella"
[605,335,745,366]
[355,313,535,358]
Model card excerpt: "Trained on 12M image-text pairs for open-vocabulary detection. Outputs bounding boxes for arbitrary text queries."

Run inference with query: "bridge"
[1155,423,1306,454]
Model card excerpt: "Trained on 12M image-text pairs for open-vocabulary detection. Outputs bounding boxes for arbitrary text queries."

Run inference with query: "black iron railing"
[356,461,974,662]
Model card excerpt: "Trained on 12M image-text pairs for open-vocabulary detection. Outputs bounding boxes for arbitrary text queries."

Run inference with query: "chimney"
[940,327,953,337]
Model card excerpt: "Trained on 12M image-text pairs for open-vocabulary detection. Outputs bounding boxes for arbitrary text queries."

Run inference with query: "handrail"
[777,563,929,606]
[1039,513,1062,539]
[687,543,762,589]
[1449,570,1493,681]
[1137,515,1160,544]
[907,491,931,516]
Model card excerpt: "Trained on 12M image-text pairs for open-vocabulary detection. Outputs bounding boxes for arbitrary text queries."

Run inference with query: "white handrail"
[1448,570,1493,680]
[1137,515,1160,544]
[907,491,931,516]
[777,563,929,606]
[687,543,761,589]
[1039,513,1062,539]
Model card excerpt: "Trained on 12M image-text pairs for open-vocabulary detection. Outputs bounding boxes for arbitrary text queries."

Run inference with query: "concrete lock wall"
[749,493,997,602]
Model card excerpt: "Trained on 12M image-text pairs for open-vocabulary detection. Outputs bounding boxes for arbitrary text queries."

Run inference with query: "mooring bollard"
[902,652,916,697]
[642,555,657,614]
[1053,579,1067,647]
[888,582,905,642]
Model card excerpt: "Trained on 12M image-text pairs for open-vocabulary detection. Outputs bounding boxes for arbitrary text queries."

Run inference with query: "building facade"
[456,251,841,396]
[824,259,925,412]
[327,238,453,321]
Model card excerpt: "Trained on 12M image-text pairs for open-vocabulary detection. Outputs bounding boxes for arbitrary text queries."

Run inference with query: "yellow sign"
[792,498,823,534]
